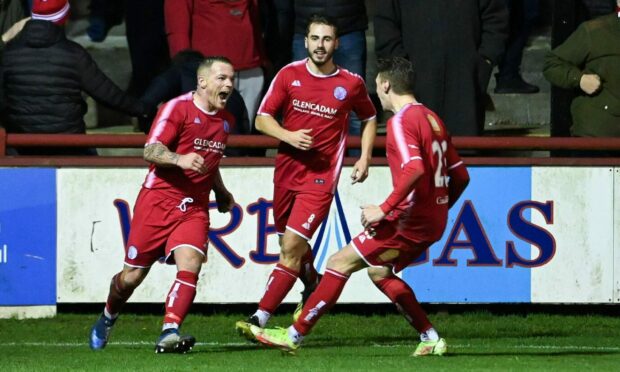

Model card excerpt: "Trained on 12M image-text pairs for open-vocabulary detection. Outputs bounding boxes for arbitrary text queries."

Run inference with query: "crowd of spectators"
[0,0,617,156]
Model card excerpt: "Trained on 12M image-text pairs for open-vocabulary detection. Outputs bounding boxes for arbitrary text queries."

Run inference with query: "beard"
[307,47,334,66]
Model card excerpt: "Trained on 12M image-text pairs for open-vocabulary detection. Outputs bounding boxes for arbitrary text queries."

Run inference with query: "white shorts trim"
[165,244,206,263]
[349,240,381,268]
[350,241,399,275]
[285,226,311,241]
[123,262,152,269]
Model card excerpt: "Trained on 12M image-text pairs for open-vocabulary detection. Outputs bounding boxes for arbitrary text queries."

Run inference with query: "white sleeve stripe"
[448,161,464,170]
[257,67,286,114]
[392,108,412,165]
[360,115,377,122]
[146,95,186,144]
[331,132,347,193]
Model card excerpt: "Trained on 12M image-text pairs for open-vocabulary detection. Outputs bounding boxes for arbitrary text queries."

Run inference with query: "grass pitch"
[0,311,619,371]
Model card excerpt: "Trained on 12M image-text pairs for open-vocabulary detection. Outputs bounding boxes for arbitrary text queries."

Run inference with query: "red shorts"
[124,188,210,268]
[350,219,431,273]
[273,186,333,240]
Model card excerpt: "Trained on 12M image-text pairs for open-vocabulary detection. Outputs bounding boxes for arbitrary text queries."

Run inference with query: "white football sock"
[253,309,271,328]
[162,322,179,331]
[103,308,118,320]
[288,325,304,345]
[420,327,439,342]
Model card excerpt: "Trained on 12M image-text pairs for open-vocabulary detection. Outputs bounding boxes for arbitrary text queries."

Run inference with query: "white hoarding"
[531,167,615,303]
[57,167,394,303]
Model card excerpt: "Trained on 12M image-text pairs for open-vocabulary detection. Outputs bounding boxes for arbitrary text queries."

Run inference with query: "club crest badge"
[223,120,230,133]
[333,86,347,101]
[127,246,138,260]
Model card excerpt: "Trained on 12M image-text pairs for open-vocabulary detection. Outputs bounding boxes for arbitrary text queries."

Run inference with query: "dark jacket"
[375,0,508,136]
[293,0,367,36]
[543,13,620,137]
[0,20,143,134]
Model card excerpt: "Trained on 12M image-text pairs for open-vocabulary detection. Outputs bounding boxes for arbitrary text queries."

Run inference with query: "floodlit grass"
[1,312,619,371]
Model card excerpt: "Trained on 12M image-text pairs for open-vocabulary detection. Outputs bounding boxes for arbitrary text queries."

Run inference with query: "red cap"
[31,0,70,25]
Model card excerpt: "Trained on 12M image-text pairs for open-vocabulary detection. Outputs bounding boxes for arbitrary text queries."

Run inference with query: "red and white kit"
[125,92,234,267]
[258,59,377,238]
[351,103,465,272]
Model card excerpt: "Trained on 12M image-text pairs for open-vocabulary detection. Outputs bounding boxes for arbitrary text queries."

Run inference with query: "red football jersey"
[258,59,377,193]
[142,92,233,205]
[385,103,464,242]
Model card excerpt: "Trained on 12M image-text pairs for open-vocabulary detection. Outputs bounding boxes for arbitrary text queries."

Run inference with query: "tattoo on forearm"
[144,143,179,167]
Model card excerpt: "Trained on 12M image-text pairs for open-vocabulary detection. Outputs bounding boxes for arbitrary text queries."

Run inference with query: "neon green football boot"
[254,326,300,354]
[412,338,447,357]
[235,315,260,342]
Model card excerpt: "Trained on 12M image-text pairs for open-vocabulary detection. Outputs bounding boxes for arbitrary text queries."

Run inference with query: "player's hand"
[215,189,235,213]
[284,128,313,151]
[177,152,207,174]
[580,74,601,95]
[360,204,385,228]
[351,157,370,184]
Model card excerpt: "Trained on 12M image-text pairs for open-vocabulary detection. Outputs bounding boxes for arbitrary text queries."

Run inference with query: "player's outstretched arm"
[212,169,235,213]
[379,162,425,215]
[144,143,207,174]
[447,165,470,208]
[255,114,313,151]
[351,118,377,184]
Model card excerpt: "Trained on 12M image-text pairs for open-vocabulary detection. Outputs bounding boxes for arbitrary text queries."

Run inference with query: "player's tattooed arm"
[144,143,207,174]
[144,143,179,166]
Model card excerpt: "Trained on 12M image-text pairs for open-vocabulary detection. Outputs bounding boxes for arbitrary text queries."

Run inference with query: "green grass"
[1,312,619,371]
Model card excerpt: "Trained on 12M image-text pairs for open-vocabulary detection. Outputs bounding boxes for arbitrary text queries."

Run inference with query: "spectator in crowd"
[86,0,124,42]
[264,0,294,73]
[289,0,369,149]
[165,0,267,126]
[89,56,236,354]
[494,0,540,94]
[543,1,620,141]
[245,56,470,356]
[0,0,144,155]
[88,0,170,99]
[375,0,509,136]
[0,0,29,52]
[139,49,260,156]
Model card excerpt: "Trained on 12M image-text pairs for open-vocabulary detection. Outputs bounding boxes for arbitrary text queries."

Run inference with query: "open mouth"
[218,91,230,101]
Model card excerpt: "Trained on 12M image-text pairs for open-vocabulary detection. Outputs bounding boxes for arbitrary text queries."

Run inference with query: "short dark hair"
[376,57,415,95]
[305,14,338,36]
[199,56,233,70]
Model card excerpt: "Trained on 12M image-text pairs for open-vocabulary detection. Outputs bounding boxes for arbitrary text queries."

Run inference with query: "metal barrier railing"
[1,127,620,167]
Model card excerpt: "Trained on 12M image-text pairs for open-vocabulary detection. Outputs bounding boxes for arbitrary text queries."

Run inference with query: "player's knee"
[280,235,307,258]
[367,267,391,283]
[173,246,205,273]
[121,268,148,289]
[326,251,348,272]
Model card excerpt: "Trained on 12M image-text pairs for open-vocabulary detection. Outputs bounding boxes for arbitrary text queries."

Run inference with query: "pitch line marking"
[0,341,618,352]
